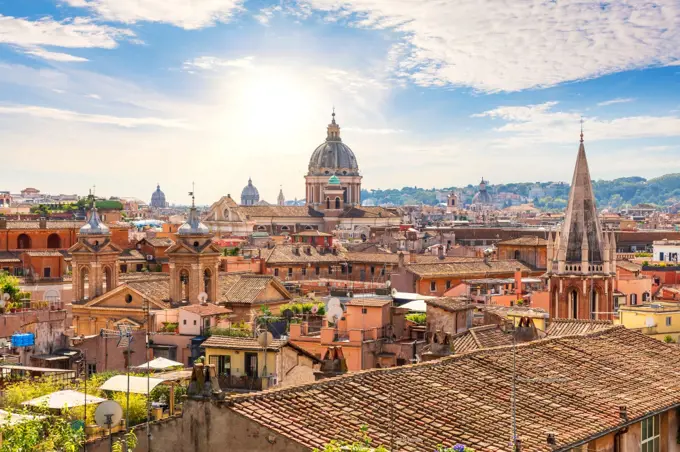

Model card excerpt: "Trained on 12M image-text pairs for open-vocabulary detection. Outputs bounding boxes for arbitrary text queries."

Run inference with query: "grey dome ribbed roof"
[240,178,260,205]
[178,207,209,236]
[79,207,110,235]
[308,111,359,176]
[150,184,166,208]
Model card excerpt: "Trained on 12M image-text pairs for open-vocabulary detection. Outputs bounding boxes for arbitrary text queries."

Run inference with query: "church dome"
[328,175,341,185]
[241,178,260,206]
[472,178,493,205]
[79,207,110,235]
[150,184,166,208]
[308,111,359,176]
[178,206,210,236]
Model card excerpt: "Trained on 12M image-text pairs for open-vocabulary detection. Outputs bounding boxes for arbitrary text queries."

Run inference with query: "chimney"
[514,267,522,297]
[409,250,417,264]
[0,218,6,229]
[438,245,445,260]
[398,251,405,268]
[39,217,47,229]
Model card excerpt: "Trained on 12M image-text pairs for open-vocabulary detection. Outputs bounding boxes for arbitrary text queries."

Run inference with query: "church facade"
[204,112,399,235]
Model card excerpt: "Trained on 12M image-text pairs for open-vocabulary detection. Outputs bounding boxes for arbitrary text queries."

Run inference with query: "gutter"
[554,402,680,451]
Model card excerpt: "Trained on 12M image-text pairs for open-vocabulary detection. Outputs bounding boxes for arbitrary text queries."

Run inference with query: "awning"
[392,291,437,302]
[132,357,183,371]
[22,390,106,409]
[100,375,166,394]
[398,300,427,313]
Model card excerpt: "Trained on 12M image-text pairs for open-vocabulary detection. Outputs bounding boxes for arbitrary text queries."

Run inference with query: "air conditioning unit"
[146,255,154,261]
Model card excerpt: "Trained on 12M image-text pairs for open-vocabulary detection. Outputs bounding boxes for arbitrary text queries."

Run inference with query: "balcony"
[216,375,269,391]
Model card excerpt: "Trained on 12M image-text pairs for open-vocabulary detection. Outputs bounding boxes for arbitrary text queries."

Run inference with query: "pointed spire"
[179,183,209,236]
[332,106,336,124]
[580,116,584,143]
[327,108,341,141]
[79,204,109,236]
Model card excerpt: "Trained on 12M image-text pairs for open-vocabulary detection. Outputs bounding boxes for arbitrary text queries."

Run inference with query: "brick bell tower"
[166,189,221,304]
[544,126,616,320]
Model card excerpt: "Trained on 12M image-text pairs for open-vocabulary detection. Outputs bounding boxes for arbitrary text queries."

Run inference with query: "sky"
[1,0,680,205]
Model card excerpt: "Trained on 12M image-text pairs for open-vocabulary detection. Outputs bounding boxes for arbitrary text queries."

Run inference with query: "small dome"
[328,175,341,185]
[79,207,110,235]
[150,184,166,208]
[241,178,260,206]
[308,112,359,176]
[177,207,210,236]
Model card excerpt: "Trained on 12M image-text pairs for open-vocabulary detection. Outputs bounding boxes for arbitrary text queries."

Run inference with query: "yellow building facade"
[615,302,680,342]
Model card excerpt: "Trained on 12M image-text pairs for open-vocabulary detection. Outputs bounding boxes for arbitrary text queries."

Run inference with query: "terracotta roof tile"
[497,236,547,246]
[240,205,324,218]
[407,260,531,278]
[425,297,474,313]
[0,252,20,263]
[617,261,642,272]
[219,274,290,304]
[345,299,392,307]
[545,318,613,336]
[127,278,170,304]
[180,303,232,316]
[266,245,344,264]
[143,237,175,247]
[227,327,680,452]
[202,335,285,351]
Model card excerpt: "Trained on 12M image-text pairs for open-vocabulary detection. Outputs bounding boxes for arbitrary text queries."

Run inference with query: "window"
[301,267,307,276]
[659,252,665,261]
[370,266,375,275]
[288,268,293,278]
[446,280,451,290]
[631,293,638,305]
[667,316,672,326]
[87,363,97,375]
[347,264,353,274]
[274,268,279,277]
[209,355,231,377]
[362,308,367,314]
[43,267,51,278]
[193,320,197,326]
[315,266,320,276]
[183,319,187,325]
[380,267,385,276]
[640,415,660,452]
[329,266,333,275]
[430,281,436,292]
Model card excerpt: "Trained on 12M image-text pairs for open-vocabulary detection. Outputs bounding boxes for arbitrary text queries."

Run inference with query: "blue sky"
[1,0,679,205]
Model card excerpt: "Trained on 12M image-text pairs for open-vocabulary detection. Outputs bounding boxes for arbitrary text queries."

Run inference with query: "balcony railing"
[216,375,266,391]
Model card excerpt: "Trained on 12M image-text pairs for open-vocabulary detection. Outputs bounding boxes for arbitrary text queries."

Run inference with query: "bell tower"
[166,188,221,304]
[544,125,615,320]
[69,204,121,302]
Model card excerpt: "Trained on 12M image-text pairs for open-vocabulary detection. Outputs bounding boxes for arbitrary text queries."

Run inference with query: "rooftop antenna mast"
[100,324,134,451]
[189,182,195,208]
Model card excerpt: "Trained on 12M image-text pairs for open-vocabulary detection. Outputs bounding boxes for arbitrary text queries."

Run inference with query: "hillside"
[361,174,680,209]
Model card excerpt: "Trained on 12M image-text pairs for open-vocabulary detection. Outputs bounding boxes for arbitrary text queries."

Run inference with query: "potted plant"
[8,302,16,313]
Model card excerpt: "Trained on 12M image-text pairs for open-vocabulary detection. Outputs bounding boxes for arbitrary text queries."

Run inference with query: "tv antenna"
[95,400,123,452]
[100,324,134,440]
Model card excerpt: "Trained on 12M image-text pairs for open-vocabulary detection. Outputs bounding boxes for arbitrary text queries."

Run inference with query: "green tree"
[0,272,20,302]
[29,204,51,216]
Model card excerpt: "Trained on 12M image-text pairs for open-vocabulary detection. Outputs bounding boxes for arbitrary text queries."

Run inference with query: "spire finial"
[331,106,336,124]
[189,182,195,208]
[580,116,584,143]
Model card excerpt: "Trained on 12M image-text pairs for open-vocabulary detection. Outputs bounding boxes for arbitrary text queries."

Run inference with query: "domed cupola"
[240,178,260,206]
[308,110,360,177]
[150,184,167,208]
[79,206,110,236]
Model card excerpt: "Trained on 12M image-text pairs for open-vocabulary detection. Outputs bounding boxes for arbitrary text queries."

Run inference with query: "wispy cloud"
[22,47,89,62]
[0,104,189,129]
[62,0,245,30]
[597,98,635,107]
[183,56,254,72]
[254,5,282,25]
[343,127,405,134]
[298,0,680,92]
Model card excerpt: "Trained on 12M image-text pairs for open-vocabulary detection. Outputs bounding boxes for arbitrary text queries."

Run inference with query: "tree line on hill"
[361,174,680,210]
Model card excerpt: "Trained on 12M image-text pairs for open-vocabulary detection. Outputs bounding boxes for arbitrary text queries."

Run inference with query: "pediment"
[84,284,166,310]
[68,239,122,254]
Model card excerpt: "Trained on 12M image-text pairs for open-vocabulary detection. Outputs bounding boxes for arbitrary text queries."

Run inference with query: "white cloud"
[343,127,404,134]
[183,56,254,71]
[0,14,134,48]
[62,0,244,30]
[473,101,680,146]
[298,0,680,92]
[0,104,189,129]
[254,6,282,25]
[598,98,635,107]
[23,47,89,62]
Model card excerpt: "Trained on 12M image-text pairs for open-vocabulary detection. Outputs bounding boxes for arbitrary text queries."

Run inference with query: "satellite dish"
[2,293,9,301]
[197,292,208,303]
[94,400,123,429]
[391,287,398,297]
[327,297,341,310]
[645,316,656,328]
[386,280,392,288]
[326,304,343,323]
[281,309,294,321]
[257,331,274,347]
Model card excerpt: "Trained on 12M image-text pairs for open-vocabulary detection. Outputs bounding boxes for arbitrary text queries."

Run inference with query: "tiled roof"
[481,304,548,318]
[0,252,20,263]
[119,249,145,261]
[219,274,290,304]
[497,236,547,246]
[266,245,345,264]
[127,277,170,303]
[4,220,82,230]
[21,250,64,257]
[293,230,333,237]
[545,318,613,337]
[345,252,479,265]
[617,260,642,272]
[227,327,680,452]
[180,303,231,316]
[345,299,392,307]
[339,207,397,219]
[202,335,285,351]
[143,237,175,247]
[406,259,531,277]
[425,297,473,313]
[240,205,324,218]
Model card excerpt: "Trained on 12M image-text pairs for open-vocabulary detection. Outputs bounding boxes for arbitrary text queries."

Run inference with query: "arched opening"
[642,292,650,302]
[257,225,267,231]
[326,198,330,209]
[589,288,598,320]
[80,267,90,301]
[343,187,348,203]
[179,269,190,301]
[17,234,31,250]
[103,266,112,294]
[47,233,61,249]
[569,289,579,319]
[203,268,212,300]
[281,226,290,232]
[514,250,521,260]
[335,197,341,209]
